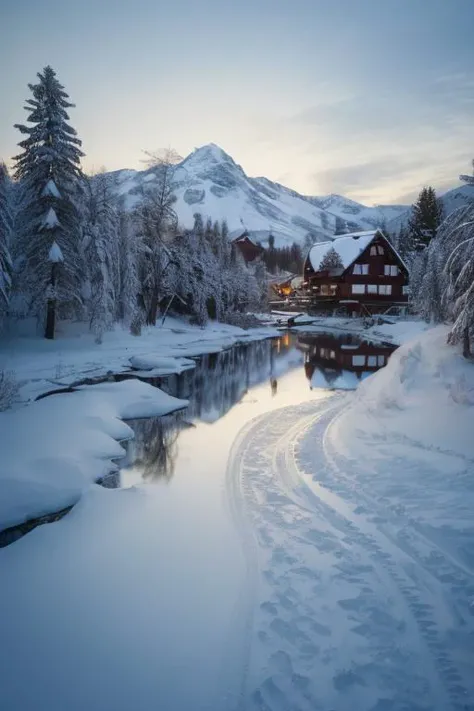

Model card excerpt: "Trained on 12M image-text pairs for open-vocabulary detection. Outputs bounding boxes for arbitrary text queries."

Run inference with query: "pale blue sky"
[1,0,473,204]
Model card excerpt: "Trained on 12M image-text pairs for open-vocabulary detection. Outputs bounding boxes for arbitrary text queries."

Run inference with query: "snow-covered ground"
[1,324,473,711]
[0,379,188,530]
[0,316,280,404]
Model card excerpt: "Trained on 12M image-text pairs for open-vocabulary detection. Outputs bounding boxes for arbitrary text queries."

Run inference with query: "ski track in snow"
[226,396,474,711]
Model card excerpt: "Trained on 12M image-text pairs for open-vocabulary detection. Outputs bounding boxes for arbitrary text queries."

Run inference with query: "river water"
[121,330,396,487]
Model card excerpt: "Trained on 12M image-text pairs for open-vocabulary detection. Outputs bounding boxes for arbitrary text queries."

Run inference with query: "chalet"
[302,230,409,315]
[232,232,265,263]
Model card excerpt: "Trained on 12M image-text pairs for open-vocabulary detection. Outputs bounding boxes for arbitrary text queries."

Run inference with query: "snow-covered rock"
[0,379,188,529]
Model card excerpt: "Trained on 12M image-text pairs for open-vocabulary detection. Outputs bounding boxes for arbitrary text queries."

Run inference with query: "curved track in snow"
[226,396,474,711]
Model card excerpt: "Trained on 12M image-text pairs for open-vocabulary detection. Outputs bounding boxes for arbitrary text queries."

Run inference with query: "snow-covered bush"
[0,371,19,411]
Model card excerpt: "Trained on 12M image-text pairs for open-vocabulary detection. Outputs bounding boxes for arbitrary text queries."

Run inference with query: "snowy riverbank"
[1,326,473,710]
[0,379,188,530]
[0,316,281,404]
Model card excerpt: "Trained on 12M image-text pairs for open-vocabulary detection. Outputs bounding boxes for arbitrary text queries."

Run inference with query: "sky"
[1,0,473,205]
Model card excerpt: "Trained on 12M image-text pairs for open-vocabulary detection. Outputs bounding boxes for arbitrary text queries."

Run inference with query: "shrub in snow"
[0,371,19,411]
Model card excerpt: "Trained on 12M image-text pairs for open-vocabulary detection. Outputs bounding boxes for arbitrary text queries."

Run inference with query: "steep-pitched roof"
[308,231,377,272]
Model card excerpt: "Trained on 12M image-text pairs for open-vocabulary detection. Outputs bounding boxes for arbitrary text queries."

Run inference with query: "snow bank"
[0,379,188,529]
[129,354,195,374]
[335,326,474,460]
[290,315,427,346]
[0,316,280,405]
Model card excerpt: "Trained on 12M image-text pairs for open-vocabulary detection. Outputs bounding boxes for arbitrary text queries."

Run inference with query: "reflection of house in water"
[298,332,396,389]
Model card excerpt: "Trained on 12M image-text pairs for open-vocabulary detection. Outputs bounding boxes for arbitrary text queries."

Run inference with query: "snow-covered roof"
[308,231,378,272]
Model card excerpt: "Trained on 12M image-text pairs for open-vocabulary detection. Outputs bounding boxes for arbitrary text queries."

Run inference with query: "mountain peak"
[187,143,235,165]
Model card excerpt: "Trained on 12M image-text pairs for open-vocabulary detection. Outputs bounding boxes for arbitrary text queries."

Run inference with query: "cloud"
[274,72,474,204]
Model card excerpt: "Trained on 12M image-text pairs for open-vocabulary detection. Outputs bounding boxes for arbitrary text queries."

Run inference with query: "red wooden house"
[303,230,409,314]
[232,232,265,263]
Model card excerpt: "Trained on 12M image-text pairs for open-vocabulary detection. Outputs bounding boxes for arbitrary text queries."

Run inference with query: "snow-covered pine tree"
[318,246,343,271]
[407,186,443,250]
[440,203,474,356]
[0,163,13,325]
[82,173,119,342]
[13,66,84,337]
[117,211,143,333]
[415,244,443,323]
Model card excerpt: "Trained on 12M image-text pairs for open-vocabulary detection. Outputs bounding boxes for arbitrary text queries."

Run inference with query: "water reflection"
[298,332,396,390]
[121,331,396,484]
[123,337,299,483]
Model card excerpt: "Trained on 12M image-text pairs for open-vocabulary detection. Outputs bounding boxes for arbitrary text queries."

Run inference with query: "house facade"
[232,232,265,263]
[302,230,409,314]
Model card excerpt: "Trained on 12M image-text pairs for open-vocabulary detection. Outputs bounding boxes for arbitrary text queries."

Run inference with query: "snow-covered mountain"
[308,194,408,233]
[107,143,469,246]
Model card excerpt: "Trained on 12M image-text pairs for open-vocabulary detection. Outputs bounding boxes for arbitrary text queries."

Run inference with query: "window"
[329,350,336,359]
[402,285,410,295]
[367,284,377,294]
[377,246,384,255]
[320,348,327,358]
[352,284,365,294]
[384,265,398,276]
[377,355,385,366]
[320,284,337,296]
[352,355,365,366]
[370,246,377,256]
[353,263,368,275]
[367,355,377,366]
[379,285,392,295]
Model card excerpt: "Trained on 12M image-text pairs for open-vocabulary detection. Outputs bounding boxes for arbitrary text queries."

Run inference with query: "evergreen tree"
[82,173,119,342]
[0,163,13,324]
[318,246,343,271]
[117,211,142,330]
[13,65,84,337]
[407,186,443,250]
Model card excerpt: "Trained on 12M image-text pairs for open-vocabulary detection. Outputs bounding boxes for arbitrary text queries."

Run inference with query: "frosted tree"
[0,163,13,324]
[415,245,443,323]
[13,65,84,338]
[135,149,178,325]
[117,211,143,333]
[440,203,474,357]
[318,246,343,271]
[407,186,443,250]
[82,173,119,342]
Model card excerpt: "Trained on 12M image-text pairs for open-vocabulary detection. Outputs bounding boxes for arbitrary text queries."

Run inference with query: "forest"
[0,67,268,343]
[1,65,473,358]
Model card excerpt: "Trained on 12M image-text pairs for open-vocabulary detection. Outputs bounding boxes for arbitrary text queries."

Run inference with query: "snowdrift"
[0,379,188,530]
[338,326,474,459]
